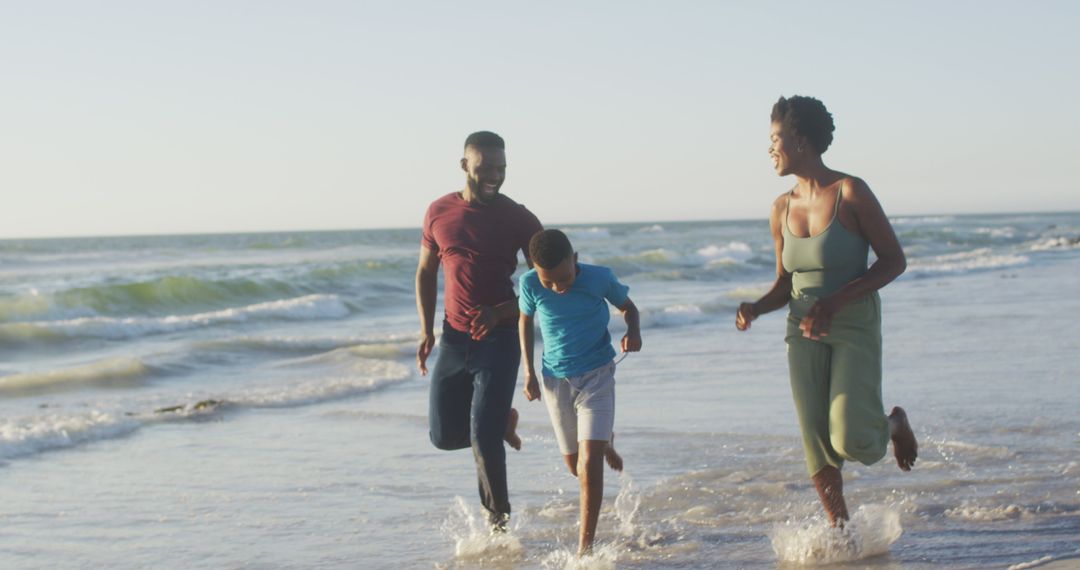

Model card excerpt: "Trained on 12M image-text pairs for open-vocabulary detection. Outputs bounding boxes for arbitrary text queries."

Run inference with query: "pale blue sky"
[1,1,1077,238]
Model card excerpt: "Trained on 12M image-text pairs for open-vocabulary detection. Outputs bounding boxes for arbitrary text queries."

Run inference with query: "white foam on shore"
[1008,551,1080,570]
[0,411,141,461]
[235,360,409,408]
[0,294,350,341]
[932,438,1013,461]
[945,502,1026,522]
[639,304,709,329]
[695,241,754,265]
[1030,236,1080,251]
[770,504,902,564]
[0,356,408,462]
[891,216,955,225]
[975,226,1017,238]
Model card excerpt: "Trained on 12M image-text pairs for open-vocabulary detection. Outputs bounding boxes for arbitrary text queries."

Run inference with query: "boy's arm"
[618,298,642,353]
[519,312,541,401]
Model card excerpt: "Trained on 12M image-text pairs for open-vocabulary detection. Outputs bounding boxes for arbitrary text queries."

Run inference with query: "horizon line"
[2,208,1077,242]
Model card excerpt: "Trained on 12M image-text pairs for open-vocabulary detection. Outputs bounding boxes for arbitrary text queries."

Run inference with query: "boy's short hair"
[770,95,835,154]
[529,229,573,269]
[464,131,505,150]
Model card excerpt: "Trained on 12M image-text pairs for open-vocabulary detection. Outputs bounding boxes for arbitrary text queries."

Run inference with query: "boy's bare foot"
[888,406,917,471]
[504,407,522,451]
[604,432,623,471]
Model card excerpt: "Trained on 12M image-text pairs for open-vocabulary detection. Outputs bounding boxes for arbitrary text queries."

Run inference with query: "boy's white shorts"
[541,360,615,455]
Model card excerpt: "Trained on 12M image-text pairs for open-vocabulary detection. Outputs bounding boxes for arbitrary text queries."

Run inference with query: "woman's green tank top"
[781,185,869,298]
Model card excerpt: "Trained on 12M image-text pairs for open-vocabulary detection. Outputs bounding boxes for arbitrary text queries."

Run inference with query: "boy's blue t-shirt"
[518,263,630,378]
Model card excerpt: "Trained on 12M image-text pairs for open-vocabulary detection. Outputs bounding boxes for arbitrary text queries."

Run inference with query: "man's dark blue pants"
[428,322,519,522]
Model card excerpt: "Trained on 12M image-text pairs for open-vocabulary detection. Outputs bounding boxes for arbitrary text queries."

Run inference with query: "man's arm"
[520,312,541,401]
[618,298,642,352]
[465,239,535,340]
[415,245,440,375]
[465,298,519,340]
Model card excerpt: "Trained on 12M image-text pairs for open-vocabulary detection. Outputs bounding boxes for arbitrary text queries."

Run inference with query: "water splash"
[770,504,902,564]
[540,544,619,570]
[439,496,524,562]
[613,472,641,537]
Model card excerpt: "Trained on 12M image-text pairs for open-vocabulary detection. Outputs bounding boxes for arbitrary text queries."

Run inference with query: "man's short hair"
[771,96,835,154]
[464,131,505,150]
[529,229,573,269]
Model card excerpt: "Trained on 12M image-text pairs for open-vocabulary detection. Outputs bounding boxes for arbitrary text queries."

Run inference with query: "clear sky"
[1,1,1077,238]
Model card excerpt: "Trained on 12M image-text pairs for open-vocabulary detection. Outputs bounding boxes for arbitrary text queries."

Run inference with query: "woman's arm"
[799,177,906,339]
[737,194,793,331]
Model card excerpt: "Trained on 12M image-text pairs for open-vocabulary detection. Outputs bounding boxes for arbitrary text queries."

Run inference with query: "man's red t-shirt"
[422,192,543,333]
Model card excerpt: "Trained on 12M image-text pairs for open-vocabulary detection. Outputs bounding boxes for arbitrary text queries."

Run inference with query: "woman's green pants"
[786,292,890,476]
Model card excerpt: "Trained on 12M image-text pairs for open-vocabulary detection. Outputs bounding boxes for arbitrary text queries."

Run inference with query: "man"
[416,131,543,531]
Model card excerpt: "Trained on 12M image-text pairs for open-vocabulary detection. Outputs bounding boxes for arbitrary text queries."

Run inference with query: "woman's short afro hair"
[771,96,835,154]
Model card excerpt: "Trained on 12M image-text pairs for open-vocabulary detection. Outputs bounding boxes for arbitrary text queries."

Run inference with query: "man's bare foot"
[888,406,917,471]
[504,407,522,451]
[604,432,623,472]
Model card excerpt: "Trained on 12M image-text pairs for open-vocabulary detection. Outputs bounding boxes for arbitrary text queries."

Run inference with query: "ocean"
[1,213,1078,569]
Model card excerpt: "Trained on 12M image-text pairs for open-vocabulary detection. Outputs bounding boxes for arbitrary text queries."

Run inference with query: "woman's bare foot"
[604,432,623,471]
[888,406,917,471]
[504,407,522,451]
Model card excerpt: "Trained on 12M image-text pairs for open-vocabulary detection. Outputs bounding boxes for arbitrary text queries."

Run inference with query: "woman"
[735,95,918,525]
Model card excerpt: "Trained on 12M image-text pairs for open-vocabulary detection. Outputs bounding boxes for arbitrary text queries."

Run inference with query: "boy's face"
[535,253,578,294]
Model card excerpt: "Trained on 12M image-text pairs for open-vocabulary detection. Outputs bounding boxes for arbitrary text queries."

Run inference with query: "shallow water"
[2,214,1079,568]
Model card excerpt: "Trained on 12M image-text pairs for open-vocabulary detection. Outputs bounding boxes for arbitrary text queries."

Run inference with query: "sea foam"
[907,248,1029,275]
[0,356,408,462]
[0,411,141,461]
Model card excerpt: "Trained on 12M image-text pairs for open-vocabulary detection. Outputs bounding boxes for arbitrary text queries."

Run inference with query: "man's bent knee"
[430,430,470,451]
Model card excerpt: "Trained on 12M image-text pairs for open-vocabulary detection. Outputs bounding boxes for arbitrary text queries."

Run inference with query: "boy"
[518,229,641,556]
